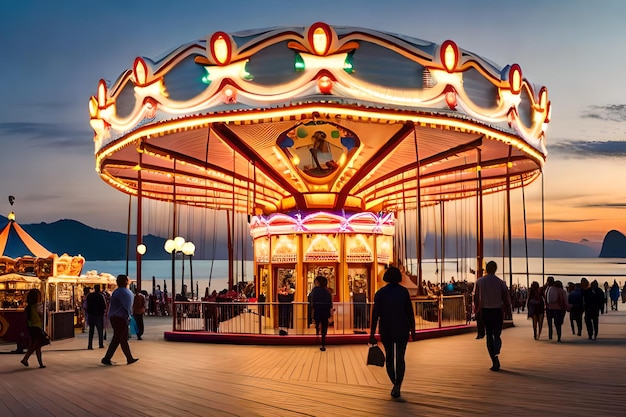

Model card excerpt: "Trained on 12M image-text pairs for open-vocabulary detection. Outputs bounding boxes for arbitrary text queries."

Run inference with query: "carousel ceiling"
[90,23,550,215]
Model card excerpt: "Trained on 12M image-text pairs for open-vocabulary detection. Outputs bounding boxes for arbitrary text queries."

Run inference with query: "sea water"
[82,259,247,295]
[83,257,626,294]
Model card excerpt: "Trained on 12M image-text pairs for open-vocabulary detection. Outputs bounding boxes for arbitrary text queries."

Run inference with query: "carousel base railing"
[171,295,467,335]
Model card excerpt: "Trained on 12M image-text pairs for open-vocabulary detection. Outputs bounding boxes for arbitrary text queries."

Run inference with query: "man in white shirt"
[101,275,138,365]
[475,261,511,371]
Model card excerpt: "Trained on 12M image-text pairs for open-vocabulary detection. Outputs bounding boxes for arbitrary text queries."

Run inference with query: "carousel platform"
[162,322,511,345]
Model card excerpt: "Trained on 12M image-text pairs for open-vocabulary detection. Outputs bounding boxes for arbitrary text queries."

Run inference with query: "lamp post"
[174,236,185,297]
[182,241,195,299]
[164,238,177,328]
[137,243,146,292]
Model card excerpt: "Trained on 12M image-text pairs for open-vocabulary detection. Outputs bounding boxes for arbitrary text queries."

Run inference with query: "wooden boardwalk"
[2,311,626,416]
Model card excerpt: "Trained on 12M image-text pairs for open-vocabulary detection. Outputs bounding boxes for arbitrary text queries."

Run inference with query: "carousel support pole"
[125,194,131,276]
[413,127,423,293]
[227,210,234,291]
[181,251,185,297]
[190,256,194,300]
[171,159,178,329]
[182,241,195,299]
[521,175,530,289]
[229,147,236,292]
[506,146,513,289]
[136,148,143,291]
[541,170,545,285]
[438,202,445,328]
[476,148,484,279]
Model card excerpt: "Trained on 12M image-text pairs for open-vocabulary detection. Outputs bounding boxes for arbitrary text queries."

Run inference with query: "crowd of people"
[470,265,626,377]
[523,276,625,342]
[470,276,625,343]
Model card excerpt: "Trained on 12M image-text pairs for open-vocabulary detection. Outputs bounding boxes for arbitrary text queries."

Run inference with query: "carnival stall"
[0,213,97,344]
[45,271,117,340]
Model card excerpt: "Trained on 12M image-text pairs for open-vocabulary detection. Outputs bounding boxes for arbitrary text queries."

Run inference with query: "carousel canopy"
[90,23,550,215]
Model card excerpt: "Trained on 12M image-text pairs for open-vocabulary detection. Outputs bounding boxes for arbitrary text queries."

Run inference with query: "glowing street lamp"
[164,238,178,326]
[136,244,147,255]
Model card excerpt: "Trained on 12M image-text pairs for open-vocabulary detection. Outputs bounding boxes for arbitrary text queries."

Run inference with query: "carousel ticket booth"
[251,211,395,334]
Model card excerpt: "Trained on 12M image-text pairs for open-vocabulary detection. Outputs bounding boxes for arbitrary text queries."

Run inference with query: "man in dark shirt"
[475,261,511,371]
[86,284,107,350]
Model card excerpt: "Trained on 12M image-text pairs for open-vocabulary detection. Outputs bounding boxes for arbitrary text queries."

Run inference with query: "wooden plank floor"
[2,311,626,416]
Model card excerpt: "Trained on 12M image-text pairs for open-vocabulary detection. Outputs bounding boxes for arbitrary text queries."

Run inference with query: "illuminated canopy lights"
[318,76,332,94]
[133,58,148,86]
[294,53,305,71]
[343,52,354,73]
[88,97,98,118]
[90,24,550,214]
[210,32,232,65]
[508,64,523,94]
[309,22,331,55]
[441,40,459,73]
[97,80,107,107]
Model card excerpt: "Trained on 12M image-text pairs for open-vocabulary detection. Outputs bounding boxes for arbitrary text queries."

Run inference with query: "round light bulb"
[182,241,196,256]
[164,239,175,254]
[174,236,186,251]
[137,244,147,255]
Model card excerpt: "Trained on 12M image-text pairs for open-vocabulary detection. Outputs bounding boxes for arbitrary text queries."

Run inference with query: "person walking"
[543,276,556,340]
[603,281,610,313]
[310,275,333,351]
[568,282,583,336]
[474,261,511,371]
[369,266,416,398]
[20,288,46,368]
[86,284,106,349]
[582,278,603,340]
[610,280,620,311]
[132,288,146,340]
[101,275,139,365]
[526,281,545,340]
[545,280,569,342]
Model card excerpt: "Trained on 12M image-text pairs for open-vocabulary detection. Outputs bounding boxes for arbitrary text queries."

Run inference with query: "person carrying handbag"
[369,266,416,399]
[20,288,46,368]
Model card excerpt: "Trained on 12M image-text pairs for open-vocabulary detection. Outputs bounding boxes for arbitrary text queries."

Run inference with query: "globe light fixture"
[182,241,196,299]
[164,239,176,254]
[182,241,195,256]
[174,236,186,252]
[136,243,147,255]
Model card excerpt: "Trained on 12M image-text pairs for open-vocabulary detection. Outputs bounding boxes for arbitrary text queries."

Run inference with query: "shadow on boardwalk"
[2,311,626,416]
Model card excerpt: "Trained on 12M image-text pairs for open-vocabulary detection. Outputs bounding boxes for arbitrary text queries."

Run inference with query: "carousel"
[89,23,550,342]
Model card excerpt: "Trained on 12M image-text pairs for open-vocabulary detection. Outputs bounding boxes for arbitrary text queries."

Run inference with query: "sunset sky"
[1,0,625,244]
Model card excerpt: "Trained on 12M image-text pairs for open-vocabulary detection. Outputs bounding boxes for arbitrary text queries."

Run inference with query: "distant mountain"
[0,215,605,261]
[578,238,603,255]
[0,216,233,261]
[419,235,598,259]
[599,230,626,258]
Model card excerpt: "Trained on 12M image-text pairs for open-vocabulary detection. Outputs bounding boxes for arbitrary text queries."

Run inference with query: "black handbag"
[367,344,385,367]
[42,330,51,346]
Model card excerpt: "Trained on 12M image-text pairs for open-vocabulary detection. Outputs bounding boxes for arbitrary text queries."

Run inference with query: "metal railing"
[172,295,467,334]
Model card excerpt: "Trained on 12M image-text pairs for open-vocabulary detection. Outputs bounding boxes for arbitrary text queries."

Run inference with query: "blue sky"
[1,0,626,242]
